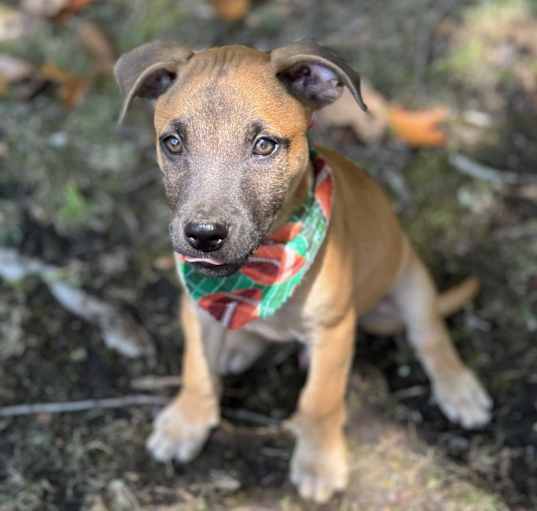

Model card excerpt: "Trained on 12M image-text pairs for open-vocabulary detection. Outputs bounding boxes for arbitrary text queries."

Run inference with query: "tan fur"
[118,44,492,504]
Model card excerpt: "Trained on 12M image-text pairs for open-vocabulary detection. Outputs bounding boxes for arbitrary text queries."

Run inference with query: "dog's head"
[115,41,366,276]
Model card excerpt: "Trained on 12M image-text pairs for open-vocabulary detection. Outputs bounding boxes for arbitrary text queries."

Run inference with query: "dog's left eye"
[162,135,183,155]
[253,137,278,157]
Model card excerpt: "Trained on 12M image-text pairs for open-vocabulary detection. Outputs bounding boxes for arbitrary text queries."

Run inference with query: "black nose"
[184,222,228,252]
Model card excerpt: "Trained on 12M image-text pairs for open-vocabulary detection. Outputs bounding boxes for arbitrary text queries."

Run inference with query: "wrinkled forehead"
[154,48,308,136]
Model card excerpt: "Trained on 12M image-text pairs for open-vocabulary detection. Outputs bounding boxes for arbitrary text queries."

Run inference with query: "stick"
[449,153,537,185]
[0,395,167,417]
[0,248,154,358]
[131,375,181,390]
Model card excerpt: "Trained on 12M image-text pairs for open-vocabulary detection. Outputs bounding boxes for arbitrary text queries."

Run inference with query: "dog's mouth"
[183,256,225,266]
[180,255,245,277]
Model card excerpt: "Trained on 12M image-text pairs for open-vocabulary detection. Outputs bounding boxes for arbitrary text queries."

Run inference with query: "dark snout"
[168,202,260,276]
[184,222,228,252]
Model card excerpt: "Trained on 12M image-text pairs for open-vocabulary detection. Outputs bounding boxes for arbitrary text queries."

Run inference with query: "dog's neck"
[267,147,314,236]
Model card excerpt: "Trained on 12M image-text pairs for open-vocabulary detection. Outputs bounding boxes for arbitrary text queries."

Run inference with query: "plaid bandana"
[176,151,333,329]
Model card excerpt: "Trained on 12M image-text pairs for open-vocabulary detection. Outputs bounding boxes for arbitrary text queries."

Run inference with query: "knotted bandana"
[176,152,333,329]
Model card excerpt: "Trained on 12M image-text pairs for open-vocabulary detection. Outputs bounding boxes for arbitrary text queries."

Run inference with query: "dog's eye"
[253,137,278,157]
[162,135,183,154]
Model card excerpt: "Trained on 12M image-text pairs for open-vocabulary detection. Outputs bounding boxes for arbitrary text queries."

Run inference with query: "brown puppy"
[115,41,491,503]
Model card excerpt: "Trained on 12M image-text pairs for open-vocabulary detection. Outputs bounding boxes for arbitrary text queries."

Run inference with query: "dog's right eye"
[162,135,183,155]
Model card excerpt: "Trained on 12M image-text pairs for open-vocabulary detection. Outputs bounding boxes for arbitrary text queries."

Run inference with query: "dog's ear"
[271,41,367,112]
[114,41,194,124]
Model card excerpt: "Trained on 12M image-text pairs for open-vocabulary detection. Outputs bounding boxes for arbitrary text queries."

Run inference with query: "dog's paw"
[147,396,218,463]
[289,438,348,503]
[432,368,492,429]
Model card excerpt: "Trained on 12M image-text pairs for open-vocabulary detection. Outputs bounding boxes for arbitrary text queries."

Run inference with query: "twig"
[131,375,181,391]
[223,408,280,426]
[0,248,153,358]
[220,418,283,437]
[449,153,537,185]
[393,385,427,399]
[0,395,167,417]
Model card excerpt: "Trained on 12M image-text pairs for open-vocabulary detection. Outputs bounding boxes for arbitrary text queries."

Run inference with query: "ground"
[0,0,536,509]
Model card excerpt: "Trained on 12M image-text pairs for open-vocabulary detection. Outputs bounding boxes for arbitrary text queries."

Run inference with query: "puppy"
[115,41,491,503]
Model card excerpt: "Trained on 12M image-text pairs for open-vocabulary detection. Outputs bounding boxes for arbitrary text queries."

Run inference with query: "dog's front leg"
[147,294,220,463]
[288,308,356,503]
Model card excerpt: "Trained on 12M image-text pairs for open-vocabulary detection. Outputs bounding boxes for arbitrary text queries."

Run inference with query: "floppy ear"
[271,41,367,112]
[114,40,194,124]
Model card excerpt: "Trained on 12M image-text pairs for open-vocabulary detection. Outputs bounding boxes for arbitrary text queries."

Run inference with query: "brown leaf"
[22,0,94,20]
[316,83,389,143]
[153,255,175,271]
[54,0,95,22]
[388,106,449,148]
[210,0,251,21]
[40,63,91,108]
[77,21,115,74]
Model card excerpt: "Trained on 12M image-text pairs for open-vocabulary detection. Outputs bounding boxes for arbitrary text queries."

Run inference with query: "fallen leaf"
[54,0,94,22]
[153,255,175,271]
[21,0,93,20]
[77,21,115,73]
[210,0,251,21]
[0,4,36,41]
[388,106,449,148]
[21,0,68,17]
[40,62,91,108]
[316,83,389,143]
[104,480,141,511]
[0,54,34,82]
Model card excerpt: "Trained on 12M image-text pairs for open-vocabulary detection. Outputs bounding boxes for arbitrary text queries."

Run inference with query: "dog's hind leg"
[391,243,492,428]
[361,277,480,336]
[147,295,221,463]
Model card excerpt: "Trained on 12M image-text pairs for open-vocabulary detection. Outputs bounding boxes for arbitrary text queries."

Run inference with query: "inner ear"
[136,68,177,99]
[278,63,343,108]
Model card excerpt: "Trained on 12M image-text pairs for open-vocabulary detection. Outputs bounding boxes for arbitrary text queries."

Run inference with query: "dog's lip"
[183,256,225,266]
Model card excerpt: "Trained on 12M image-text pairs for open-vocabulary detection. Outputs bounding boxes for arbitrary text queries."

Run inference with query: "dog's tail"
[361,277,480,336]
[437,276,480,317]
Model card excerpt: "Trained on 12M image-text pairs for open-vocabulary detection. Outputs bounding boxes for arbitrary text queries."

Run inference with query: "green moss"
[57,182,91,230]
[439,37,484,79]
[401,152,468,256]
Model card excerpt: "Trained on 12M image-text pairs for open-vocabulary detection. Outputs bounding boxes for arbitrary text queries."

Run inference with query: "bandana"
[176,151,333,329]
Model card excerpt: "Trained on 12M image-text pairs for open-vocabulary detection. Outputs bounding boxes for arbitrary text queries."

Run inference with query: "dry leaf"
[211,0,251,21]
[316,83,390,143]
[0,54,34,96]
[104,480,141,511]
[0,54,34,82]
[153,255,175,271]
[54,0,94,22]
[60,75,90,108]
[22,0,93,19]
[0,4,35,41]
[388,106,449,148]
[77,21,115,73]
[40,62,90,108]
[21,0,67,17]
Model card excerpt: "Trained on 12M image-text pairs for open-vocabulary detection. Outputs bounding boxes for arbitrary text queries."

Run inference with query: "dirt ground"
[1,0,536,509]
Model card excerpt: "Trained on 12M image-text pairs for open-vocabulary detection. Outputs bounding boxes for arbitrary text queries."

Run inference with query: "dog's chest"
[240,289,317,343]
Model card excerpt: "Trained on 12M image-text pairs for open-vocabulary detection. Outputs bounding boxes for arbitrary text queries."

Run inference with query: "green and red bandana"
[175,152,333,329]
